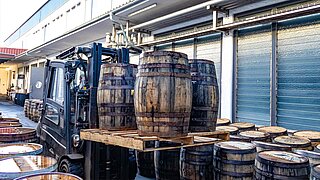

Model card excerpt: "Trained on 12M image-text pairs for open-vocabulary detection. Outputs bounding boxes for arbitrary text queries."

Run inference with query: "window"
[49,67,65,105]
[45,104,59,125]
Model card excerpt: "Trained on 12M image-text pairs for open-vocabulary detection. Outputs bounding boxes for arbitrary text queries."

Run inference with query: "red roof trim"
[0,47,27,56]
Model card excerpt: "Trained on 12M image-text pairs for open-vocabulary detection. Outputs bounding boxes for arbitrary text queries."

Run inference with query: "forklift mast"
[54,43,132,179]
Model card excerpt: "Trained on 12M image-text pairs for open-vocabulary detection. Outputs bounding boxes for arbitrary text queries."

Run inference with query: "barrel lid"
[0,127,36,135]
[216,118,230,125]
[216,126,238,132]
[0,122,21,128]
[141,51,188,59]
[240,131,270,138]
[258,126,287,134]
[230,122,255,129]
[294,150,320,159]
[215,141,256,150]
[13,172,82,180]
[0,155,57,174]
[293,130,320,141]
[252,141,291,149]
[257,151,309,164]
[0,143,42,156]
[274,136,311,146]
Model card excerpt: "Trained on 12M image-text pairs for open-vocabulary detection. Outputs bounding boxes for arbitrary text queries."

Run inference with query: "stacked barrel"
[23,99,43,122]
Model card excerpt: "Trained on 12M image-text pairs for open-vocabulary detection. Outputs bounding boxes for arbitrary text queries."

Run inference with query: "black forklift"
[37,43,140,179]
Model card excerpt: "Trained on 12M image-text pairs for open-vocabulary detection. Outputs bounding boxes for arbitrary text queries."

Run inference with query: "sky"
[0,0,47,46]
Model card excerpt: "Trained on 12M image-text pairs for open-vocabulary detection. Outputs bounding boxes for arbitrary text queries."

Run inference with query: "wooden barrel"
[257,126,287,139]
[213,141,256,180]
[294,130,320,148]
[0,117,19,123]
[31,100,42,122]
[230,122,255,132]
[23,99,30,117]
[0,143,43,159]
[97,63,137,130]
[316,144,320,153]
[254,151,310,180]
[0,122,22,128]
[216,126,239,135]
[217,118,230,126]
[135,142,155,178]
[155,142,180,180]
[239,131,271,142]
[229,135,251,142]
[188,59,219,132]
[294,149,320,177]
[14,172,82,180]
[312,164,320,180]
[0,128,37,143]
[0,155,57,179]
[252,141,291,152]
[274,136,312,151]
[180,141,214,180]
[134,51,192,137]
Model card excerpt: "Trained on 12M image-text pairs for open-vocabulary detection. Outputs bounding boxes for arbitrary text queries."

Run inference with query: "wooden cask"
[239,131,271,142]
[274,136,312,151]
[98,63,137,130]
[135,142,155,178]
[213,141,256,180]
[229,135,252,142]
[312,164,320,180]
[23,99,30,117]
[0,128,37,144]
[0,155,57,179]
[216,126,239,135]
[252,141,291,152]
[155,142,180,180]
[135,51,192,137]
[257,126,287,139]
[180,141,214,180]
[230,122,255,132]
[293,130,320,148]
[217,118,230,126]
[0,143,43,159]
[254,151,310,180]
[0,122,22,128]
[14,172,82,180]
[189,59,219,132]
[316,144,320,153]
[0,117,19,123]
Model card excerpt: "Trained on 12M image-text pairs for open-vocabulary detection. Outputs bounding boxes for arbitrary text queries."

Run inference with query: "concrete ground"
[0,100,37,128]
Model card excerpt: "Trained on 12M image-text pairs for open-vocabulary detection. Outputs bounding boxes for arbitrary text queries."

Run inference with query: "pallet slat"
[80,129,229,152]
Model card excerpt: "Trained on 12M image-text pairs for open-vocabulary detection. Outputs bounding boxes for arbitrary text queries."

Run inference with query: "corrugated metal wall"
[236,25,271,125]
[277,15,320,130]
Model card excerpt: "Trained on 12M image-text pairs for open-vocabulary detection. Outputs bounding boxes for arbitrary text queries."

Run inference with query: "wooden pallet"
[80,129,229,152]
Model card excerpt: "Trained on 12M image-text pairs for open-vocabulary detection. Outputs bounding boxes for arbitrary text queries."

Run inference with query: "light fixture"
[128,3,157,17]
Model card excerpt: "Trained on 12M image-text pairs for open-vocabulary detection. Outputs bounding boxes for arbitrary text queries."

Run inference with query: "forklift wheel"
[59,159,84,177]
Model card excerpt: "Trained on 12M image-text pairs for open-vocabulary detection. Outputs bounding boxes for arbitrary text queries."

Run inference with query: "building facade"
[3,0,320,130]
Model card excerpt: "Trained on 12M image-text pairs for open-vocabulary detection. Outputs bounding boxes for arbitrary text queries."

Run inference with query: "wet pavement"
[0,100,37,128]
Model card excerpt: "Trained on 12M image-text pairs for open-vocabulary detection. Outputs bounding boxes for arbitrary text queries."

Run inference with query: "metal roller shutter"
[196,34,221,86]
[156,43,172,51]
[236,25,272,125]
[174,39,194,59]
[277,15,320,130]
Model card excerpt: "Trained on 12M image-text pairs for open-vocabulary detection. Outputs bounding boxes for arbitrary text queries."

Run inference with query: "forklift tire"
[59,159,84,177]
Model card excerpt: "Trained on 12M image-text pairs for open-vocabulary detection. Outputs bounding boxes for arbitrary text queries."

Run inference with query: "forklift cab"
[38,59,86,176]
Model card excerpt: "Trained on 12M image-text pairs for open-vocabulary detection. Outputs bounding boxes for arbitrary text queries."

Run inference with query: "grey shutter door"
[174,39,194,59]
[196,34,221,86]
[236,26,272,125]
[277,15,320,130]
[156,43,172,51]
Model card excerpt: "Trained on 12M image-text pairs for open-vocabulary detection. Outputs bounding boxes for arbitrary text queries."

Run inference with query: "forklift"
[37,43,141,179]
